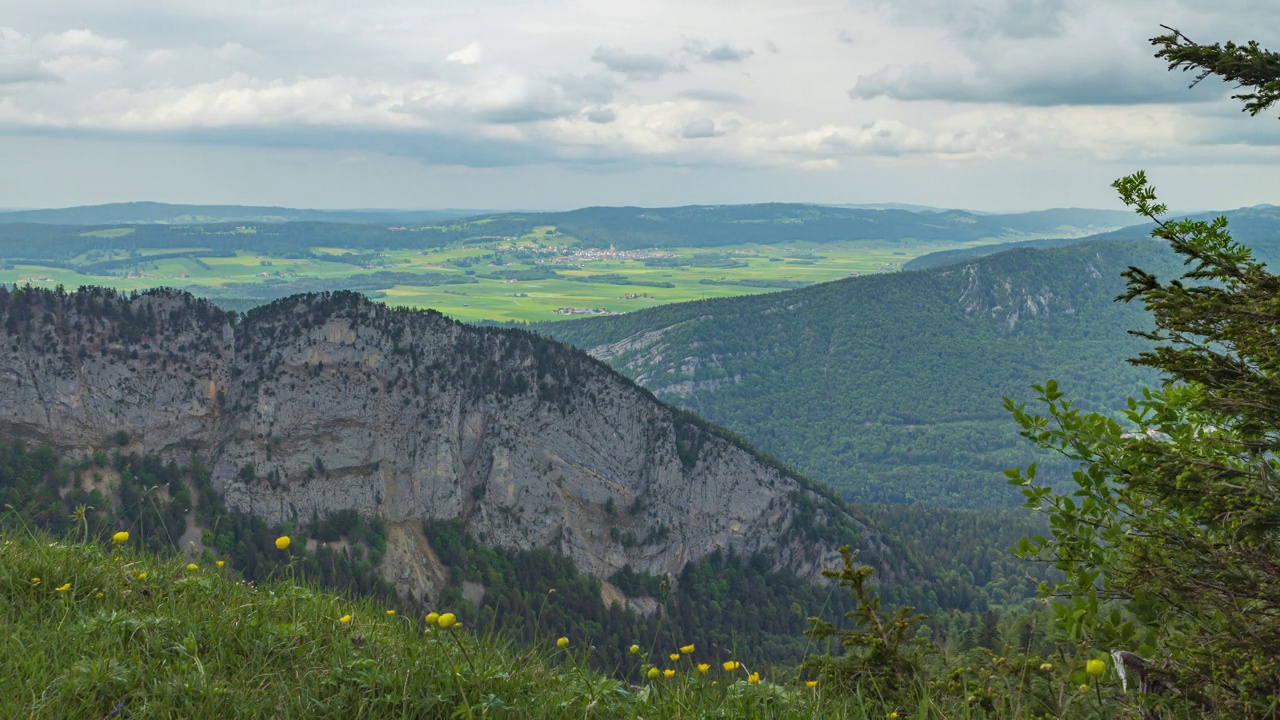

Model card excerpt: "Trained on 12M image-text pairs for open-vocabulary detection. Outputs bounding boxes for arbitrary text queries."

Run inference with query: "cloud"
[680,119,722,139]
[590,46,685,81]
[678,89,746,104]
[586,108,616,124]
[446,43,482,65]
[683,40,754,64]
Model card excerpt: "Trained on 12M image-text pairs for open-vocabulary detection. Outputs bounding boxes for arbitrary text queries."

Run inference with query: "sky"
[1,0,1278,212]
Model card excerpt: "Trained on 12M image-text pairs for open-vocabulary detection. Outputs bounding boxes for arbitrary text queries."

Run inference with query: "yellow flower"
[216,560,225,568]
[426,612,440,625]
[339,614,352,624]
[112,531,129,544]
[437,612,457,629]
[95,592,104,598]
[747,672,760,684]
[888,713,899,719]
[187,563,198,571]
[383,610,394,617]
[647,668,660,680]
[669,653,681,661]
[807,680,819,688]
[56,583,71,592]
[697,663,710,674]
[557,637,569,649]
[1039,662,1053,673]
[680,644,695,654]
[423,628,433,637]
[663,669,676,679]
[629,644,640,655]
[1087,659,1106,677]
[137,572,148,581]
[275,536,290,550]
[30,577,39,585]
[722,661,740,672]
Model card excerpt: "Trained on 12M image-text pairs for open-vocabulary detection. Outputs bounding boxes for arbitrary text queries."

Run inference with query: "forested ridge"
[538,239,1202,507]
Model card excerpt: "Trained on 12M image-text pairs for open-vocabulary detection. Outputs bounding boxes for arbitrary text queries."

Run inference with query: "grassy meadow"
[1,225,1017,323]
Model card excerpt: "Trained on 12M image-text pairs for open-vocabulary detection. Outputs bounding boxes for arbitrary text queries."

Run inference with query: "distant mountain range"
[0,202,491,226]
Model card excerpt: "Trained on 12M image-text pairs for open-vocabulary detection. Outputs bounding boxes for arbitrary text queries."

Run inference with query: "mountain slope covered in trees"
[538,237,1280,507]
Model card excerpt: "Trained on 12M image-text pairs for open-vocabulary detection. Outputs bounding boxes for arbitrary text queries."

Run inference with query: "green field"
[2,228,1014,323]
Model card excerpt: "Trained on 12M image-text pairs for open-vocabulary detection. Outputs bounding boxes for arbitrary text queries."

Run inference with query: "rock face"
[0,286,855,598]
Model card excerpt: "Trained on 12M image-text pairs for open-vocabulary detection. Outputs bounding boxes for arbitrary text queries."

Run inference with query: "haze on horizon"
[1,0,1278,213]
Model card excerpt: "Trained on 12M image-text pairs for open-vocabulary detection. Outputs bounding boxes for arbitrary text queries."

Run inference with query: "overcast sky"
[1,0,1277,211]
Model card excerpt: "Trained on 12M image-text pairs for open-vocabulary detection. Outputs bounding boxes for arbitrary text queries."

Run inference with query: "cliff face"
[0,286,854,598]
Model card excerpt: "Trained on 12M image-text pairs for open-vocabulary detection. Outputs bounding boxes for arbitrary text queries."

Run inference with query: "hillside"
[538,239,1216,508]
[902,205,1280,272]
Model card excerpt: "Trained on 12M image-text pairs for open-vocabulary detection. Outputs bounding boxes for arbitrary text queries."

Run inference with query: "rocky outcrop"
[0,286,857,600]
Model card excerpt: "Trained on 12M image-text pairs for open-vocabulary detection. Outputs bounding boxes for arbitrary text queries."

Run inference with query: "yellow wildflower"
[697,663,710,674]
[112,531,129,544]
[807,680,819,688]
[629,644,640,655]
[647,668,659,680]
[187,563,198,571]
[56,583,71,592]
[216,560,225,568]
[722,661,740,672]
[680,644,695,654]
[1039,662,1053,673]
[426,612,440,625]
[748,672,760,684]
[95,592,105,598]
[423,628,433,637]
[663,669,676,679]
[339,614,352,624]
[888,713,899,719]
[557,637,569,649]
[1087,659,1106,677]
[137,572,148,580]
[386,609,396,617]
[30,577,39,585]
[275,536,290,550]
[669,653,681,661]
[437,612,457,629]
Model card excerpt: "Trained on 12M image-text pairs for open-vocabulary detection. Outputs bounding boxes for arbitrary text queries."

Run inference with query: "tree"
[1005,31,1280,718]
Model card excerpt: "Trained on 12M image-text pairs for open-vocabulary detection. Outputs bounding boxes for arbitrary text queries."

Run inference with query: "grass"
[1,232,1019,324]
[1,529,945,719]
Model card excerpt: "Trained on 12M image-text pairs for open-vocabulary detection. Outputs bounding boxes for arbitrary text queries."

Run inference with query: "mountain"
[0,285,866,598]
[537,238,1235,508]
[903,205,1280,272]
[0,202,489,226]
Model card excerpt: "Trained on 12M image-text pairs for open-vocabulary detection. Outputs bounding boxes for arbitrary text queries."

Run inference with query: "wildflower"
[629,644,640,655]
[137,572,148,581]
[663,669,676,679]
[647,668,660,680]
[557,637,569,649]
[386,610,396,617]
[423,628,433,637]
[216,560,225,568]
[30,577,40,585]
[275,536,290,551]
[187,563,198,571]
[748,672,760,684]
[722,661,740,672]
[888,713,898,719]
[56,583,71,592]
[806,680,819,688]
[1086,659,1106,677]
[1039,662,1053,673]
[680,644,695,654]
[697,663,710,674]
[340,614,352,624]
[1077,684,1089,694]
[112,531,129,544]
[426,612,440,625]
[95,592,104,598]
[437,612,457,629]
[669,653,681,661]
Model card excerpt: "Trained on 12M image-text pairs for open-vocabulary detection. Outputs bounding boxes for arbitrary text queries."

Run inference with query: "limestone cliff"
[0,286,858,600]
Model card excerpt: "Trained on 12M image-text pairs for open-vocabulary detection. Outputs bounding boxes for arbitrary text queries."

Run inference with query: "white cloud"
[446,43,482,65]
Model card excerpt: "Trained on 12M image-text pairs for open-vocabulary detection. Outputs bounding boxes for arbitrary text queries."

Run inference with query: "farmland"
[1,229,999,323]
